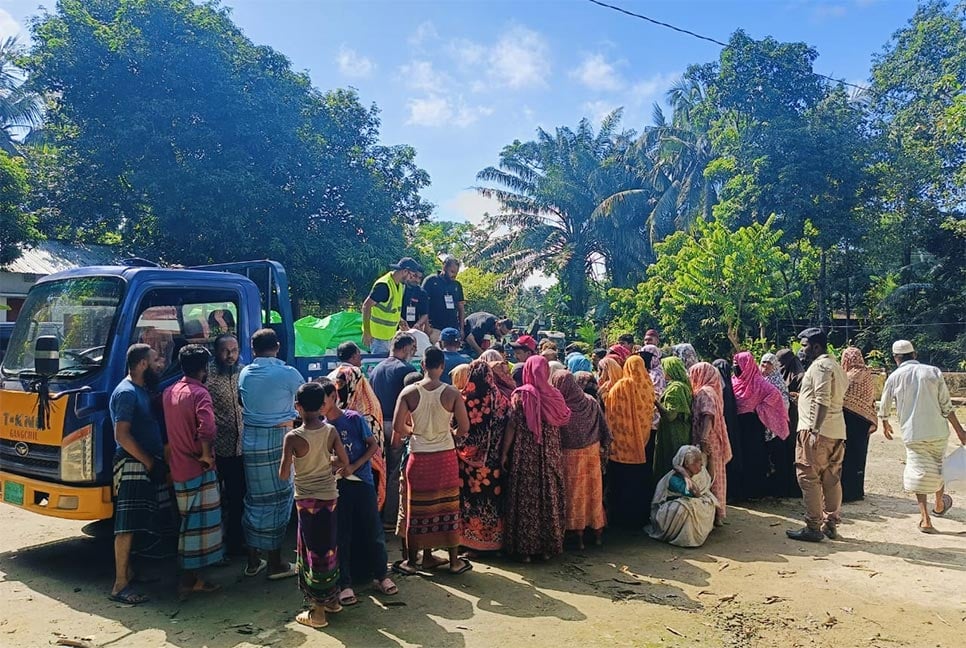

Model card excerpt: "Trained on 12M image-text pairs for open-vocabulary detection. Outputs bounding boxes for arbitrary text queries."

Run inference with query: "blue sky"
[1,0,919,226]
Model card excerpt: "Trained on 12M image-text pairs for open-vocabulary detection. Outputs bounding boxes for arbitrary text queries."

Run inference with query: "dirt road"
[1,423,965,648]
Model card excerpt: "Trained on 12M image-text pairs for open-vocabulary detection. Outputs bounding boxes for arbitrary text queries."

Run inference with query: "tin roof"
[2,240,123,275]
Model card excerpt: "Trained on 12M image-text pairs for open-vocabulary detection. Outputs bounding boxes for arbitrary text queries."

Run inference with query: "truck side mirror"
[35,335,60,376]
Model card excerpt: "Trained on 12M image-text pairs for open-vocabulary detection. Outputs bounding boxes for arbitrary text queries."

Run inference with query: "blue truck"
[0,260,378,520]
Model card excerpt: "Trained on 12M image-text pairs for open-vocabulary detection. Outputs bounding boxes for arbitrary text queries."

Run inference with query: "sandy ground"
[1,417,965,648]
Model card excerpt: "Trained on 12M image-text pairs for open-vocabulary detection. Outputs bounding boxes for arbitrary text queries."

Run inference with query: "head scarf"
[597,356,624,400]
[566,352,593,374]
[841,347,876,424]
[662,356,692,399]
[458,360,510,467]
[548,360,566,373]
[651,445,716,521]
[712,359,743,471]
[775,348,805,392]
[552,370,611,451]
[479,349,505,363]
[688,361,733,465]
[660,356,693,428]
[450,363,471,391]
[512,355,571,443]
[608,344,631,366]
[642,344,667,397]
[574,370,599,398]
[759,352,789,409]
[335,365,384,436]
[730,351,789,439]
[603,355,655,463]
[672,343,699,370]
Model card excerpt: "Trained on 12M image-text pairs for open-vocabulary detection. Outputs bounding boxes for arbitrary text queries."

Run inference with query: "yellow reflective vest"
[369,272,403,341]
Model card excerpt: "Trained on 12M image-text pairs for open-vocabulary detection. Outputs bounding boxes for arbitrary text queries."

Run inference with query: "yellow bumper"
[0,471,113,521]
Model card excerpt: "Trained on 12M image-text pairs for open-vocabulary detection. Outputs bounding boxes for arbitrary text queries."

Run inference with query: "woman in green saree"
[652,356,693,484]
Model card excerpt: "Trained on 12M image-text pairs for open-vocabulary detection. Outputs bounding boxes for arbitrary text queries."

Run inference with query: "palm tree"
[595,77,719,271]
[474,112,630,318]
[0,37,43,155]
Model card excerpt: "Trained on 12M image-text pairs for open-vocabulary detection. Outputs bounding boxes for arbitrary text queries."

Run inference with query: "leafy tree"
[25,0,431,308]
[456,266,509,320]
[407,220,488,275]
[642,215,797,352]
[0,150,37,265]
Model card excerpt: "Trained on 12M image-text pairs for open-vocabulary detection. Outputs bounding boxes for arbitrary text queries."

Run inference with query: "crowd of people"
[104,255,966,631]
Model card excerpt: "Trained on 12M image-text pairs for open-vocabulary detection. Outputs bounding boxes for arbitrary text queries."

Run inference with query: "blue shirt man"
[239,356,303,426]
[439,327,471,385]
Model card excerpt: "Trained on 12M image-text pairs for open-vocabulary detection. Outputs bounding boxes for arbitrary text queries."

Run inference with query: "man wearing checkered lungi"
[109,343,169,605]
[880,340,966,534]
[163,344,225,600]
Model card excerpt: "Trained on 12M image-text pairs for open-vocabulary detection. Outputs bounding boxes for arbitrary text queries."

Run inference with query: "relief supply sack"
[943,445,966,488]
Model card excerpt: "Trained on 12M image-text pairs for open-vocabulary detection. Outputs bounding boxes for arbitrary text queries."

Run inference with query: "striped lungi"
[242,424,294,551]
[404,449,460,550]
[112,455,177,559]
[903,437,947,495]
[562,442,606,532]
[173,470,225,570]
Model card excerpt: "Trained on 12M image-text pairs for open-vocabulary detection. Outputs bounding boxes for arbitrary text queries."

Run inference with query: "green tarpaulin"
[294,311,366,357]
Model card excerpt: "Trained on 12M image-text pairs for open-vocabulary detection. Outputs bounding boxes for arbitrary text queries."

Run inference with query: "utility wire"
[586,0,870,92]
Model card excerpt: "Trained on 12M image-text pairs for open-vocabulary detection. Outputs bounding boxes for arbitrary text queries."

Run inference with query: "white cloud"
[443,190,504,226]
[409,21,439,46]
[629,72,680,107]
[572,53,624,92]
[582,100,620,125]
[488,26,550,89]
[449,38,486,67]
[336,46,374,78]
[400,60,446,92]
[0,9,24,42]
[406,96,493,128]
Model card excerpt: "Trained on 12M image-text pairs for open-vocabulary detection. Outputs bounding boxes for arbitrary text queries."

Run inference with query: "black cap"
[797,327,827,346]
[389,257,424,273]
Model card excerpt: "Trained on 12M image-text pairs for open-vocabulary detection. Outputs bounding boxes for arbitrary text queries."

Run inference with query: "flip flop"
[372,577,398,595]
[323,601,343,614]
[267,562,297,580]
[177,579,221,602]
[296,610,328,629]
[446,559,473,575]
[932,494,953,516]
[421,555,448,570]
[108,585,149,605]
[244,559,267,577]
[391,559,420,576]
[919,521,940,534]
[338,588,358,606]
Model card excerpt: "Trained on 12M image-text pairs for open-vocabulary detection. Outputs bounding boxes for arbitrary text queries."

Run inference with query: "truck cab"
[0,260,304,520]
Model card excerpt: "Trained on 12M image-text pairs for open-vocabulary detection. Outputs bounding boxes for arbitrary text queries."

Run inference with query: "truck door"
[190,261,295,362]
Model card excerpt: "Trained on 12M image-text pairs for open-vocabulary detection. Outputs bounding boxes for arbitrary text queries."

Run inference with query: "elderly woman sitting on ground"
[648,445,719,547]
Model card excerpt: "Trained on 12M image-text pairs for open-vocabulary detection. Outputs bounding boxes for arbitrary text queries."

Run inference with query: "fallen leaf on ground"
[823,615,838,628]
[718,562,730,571]
[55,641,92,648]
[665,626,685,637]
[764,596,786,604]
[718,593,738,602]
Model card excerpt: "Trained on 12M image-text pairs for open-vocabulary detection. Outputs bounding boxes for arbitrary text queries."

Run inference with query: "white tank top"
[409,383,456,453]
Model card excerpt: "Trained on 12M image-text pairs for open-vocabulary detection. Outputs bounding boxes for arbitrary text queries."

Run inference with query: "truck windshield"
[1,277,124,378]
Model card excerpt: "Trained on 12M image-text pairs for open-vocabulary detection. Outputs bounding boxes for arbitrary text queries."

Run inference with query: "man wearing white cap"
[879,340,966,533]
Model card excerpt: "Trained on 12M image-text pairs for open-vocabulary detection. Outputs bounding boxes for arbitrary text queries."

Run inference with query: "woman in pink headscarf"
[500,355,571,561]
[730,351,789,500]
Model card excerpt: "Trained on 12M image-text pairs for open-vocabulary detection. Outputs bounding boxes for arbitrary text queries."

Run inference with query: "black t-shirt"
[464,312,497,344]
[401,284,428,325]
[368,282,390,304]
[422,273,464,330]
[369,357,417,423]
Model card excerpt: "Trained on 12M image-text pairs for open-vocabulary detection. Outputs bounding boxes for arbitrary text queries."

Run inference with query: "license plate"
[3,481,24,506]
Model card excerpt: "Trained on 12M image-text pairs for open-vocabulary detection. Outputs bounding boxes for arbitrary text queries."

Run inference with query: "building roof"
[3,240,123,276]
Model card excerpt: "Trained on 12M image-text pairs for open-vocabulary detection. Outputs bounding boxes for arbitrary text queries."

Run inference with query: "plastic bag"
[294,311,365,357]
[943,445,966,487]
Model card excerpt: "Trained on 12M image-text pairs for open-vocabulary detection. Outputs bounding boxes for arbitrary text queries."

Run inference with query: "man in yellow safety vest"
[363,257,424,354]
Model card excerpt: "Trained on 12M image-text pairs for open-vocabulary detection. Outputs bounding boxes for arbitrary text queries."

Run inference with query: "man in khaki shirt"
[787,328,848,543]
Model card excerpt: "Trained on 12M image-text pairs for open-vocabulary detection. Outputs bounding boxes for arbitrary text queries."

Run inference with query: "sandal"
[323,601,343,614]
[446,559,473,575]
[391,559,420,576]
[177,579,221,602]
[421,555,448,570]
[108,585,149,605]
[244,559,267,577]
[338,588,358,606]
[933,494,953,516]
[919,521,939,534]
[296,610,327,629]
[267,562,297,580]
[372,577,398,595]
